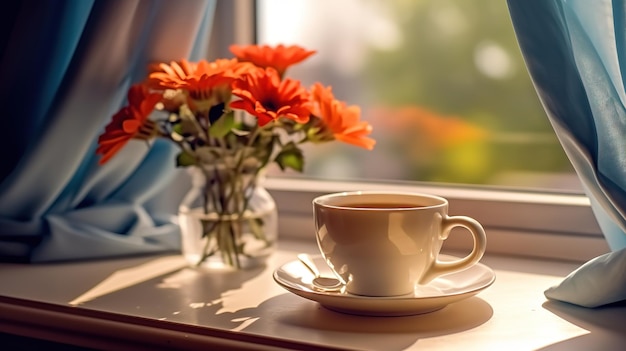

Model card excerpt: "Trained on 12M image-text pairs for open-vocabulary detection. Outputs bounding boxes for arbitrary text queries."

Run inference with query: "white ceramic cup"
[313,191,487,297]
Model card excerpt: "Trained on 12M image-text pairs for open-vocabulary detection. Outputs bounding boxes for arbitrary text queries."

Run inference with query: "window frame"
[212,0,608,263]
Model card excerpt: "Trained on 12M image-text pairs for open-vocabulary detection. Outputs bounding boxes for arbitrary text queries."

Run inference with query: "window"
[209,0,607,262]
[256,0,582,193]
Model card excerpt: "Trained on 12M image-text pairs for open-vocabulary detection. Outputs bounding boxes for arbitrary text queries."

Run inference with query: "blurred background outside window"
[256,0,582,193]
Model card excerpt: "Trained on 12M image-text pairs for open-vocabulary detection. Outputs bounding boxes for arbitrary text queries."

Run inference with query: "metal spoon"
[297,253,344,292]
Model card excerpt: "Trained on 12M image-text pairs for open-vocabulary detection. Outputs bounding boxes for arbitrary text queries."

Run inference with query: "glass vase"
[178,165,278,270]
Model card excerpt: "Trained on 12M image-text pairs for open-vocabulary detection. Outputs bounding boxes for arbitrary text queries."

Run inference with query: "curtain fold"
[0,0,216,262]
[507,0,626,307]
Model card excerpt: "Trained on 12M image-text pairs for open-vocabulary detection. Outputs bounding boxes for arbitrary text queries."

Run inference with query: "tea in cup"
[313,191,487,297]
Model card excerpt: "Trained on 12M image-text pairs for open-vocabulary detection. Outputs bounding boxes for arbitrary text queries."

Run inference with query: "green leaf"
[172,123,184,136]
[176,151,197,167]
[209,111,235,138]
[275,142,304,172]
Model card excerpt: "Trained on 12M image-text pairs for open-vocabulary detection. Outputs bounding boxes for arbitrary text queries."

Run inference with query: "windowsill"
[1,239,624,350]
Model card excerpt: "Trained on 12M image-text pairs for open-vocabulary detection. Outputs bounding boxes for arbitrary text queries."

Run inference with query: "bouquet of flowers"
[96,44,375,268]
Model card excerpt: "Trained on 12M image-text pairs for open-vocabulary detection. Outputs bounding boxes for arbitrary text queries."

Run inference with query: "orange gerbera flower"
[230,67,312,127]
[229,44,316,78]
[96,84,161,164]
[310,83,375,150]
[148,59,252,108]
[148,59,244,88]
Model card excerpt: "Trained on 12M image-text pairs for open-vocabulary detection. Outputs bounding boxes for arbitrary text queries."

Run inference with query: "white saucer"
[273,254,495,317]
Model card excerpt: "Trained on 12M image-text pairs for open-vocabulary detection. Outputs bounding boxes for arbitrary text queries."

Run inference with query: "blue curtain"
[507,0,626,307]
[0,0,216,262]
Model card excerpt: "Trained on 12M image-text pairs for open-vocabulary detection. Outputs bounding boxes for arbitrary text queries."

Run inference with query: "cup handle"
[419,215,487,284]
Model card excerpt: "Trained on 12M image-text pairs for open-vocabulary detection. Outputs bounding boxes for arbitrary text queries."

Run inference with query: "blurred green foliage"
[260,0,576,190]
[358,0,574,187]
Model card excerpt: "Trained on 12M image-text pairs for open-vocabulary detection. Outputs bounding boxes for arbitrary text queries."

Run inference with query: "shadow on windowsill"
[536,300,626,351]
